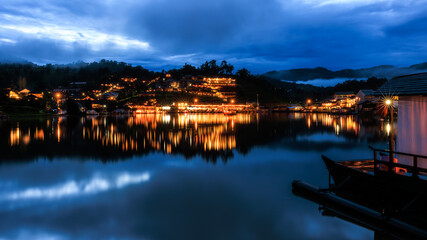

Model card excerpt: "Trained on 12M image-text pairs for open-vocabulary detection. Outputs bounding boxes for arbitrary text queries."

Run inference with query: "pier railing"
[369,146,427,177]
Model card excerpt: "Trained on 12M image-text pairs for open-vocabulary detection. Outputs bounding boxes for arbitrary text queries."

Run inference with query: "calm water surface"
[0,113,389,239]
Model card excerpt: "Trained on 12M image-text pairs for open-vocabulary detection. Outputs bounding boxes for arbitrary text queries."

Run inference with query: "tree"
[200,60,220,75]
[219,60,234,75]
[181,63,198,76]
[237,68,250,79]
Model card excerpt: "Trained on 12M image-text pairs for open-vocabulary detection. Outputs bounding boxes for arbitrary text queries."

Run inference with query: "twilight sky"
[0,0,426,73]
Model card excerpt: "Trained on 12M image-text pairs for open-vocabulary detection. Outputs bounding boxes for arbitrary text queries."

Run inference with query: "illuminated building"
[189,77,237,101]
[103,92,119,101]
[18,89,30,96]
[334,92,355,100]
[121,77,137,83]
[30,92,44,99]
[9,91,20,99]
[355,89,375,103]
[374,72,427,168]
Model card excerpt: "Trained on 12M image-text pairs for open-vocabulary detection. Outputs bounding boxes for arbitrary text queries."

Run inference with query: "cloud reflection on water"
[3,172,150,201]
[0,113,389,239]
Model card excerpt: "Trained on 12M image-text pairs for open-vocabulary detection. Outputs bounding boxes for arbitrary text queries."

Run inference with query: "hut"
[375,72,427,167]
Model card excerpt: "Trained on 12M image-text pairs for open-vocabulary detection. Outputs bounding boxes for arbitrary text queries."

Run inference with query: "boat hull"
[322,155,427,216]
[322,155,427,196]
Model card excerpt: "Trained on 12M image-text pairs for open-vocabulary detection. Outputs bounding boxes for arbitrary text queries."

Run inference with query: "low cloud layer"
[0,0,426,72]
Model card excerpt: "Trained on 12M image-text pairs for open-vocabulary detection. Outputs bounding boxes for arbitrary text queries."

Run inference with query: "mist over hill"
[263,63,427,82]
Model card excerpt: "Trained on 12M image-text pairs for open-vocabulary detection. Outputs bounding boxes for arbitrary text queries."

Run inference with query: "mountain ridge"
[263,62,427,81]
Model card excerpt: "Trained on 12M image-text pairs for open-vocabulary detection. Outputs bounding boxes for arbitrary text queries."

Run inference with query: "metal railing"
[369,146,427,178]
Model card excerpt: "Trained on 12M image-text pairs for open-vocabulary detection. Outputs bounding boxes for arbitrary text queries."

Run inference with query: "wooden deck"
[338,159,374,172]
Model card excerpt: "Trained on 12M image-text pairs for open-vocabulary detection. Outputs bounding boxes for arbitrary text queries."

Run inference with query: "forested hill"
[263,62,427,81]
[0,59,285,103]
[0,59,238,91]
[0,60,157,90]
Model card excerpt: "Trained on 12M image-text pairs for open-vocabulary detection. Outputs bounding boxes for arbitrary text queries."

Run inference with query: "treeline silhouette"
[0,59,387,103]
[0,60,157,91]
[0,59,284,103]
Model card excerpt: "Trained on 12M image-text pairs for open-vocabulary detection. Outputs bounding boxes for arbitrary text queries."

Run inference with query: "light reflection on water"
[0,113,389,239]
[3,113,386,160]
[7,113,252,155]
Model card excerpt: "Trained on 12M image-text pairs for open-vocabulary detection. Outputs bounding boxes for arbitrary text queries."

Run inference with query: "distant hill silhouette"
[0,54,32,65]
[263,62,427,81]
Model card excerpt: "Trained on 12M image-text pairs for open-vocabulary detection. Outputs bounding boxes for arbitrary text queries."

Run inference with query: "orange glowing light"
[56,93,61,98]
[307,99,312,104]
[9,91,20,99]
[194,98,198,103]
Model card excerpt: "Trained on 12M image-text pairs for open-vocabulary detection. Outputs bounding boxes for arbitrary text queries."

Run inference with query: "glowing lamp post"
[194,98,198,103]
[385,98,395,160]
[55,93,62,110]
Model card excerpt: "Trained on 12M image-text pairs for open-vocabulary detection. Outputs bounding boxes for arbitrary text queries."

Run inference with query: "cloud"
[0,13,150,51]
[0,0,426,72]
[0,38,16,44]
[299,0,390,7]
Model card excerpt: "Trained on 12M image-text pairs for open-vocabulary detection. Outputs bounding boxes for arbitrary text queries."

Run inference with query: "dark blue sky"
[0,0,426,73]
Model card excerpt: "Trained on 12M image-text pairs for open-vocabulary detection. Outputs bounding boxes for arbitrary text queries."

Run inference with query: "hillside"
[263,62,427,81]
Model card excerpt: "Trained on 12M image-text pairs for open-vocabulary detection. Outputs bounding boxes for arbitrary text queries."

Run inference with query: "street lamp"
[55,93,62,111]
[194,98,198,103]
[385,98,395,160]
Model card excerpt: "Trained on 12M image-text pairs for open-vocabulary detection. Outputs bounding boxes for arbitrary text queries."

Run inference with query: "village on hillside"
[1,61,422,117]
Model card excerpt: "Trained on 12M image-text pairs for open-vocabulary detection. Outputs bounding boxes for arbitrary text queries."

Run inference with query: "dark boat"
[322,146,427,198]
[292,72,427,239]
[292,147,427,239]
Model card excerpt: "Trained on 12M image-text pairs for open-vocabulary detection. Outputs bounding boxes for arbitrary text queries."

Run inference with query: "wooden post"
[373,149,377,162]
[414,156,418,178]
[373,149,377,175]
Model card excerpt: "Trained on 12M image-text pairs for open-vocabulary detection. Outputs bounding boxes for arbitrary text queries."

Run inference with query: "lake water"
[0,113,390,240]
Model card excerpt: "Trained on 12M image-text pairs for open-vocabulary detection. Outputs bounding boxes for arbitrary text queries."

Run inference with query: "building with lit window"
[374,72,427,167]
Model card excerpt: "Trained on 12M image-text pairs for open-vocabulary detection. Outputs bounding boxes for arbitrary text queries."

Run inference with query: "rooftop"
[375,72,427,96]
[358,89,375,96]
[334,92,355,95]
